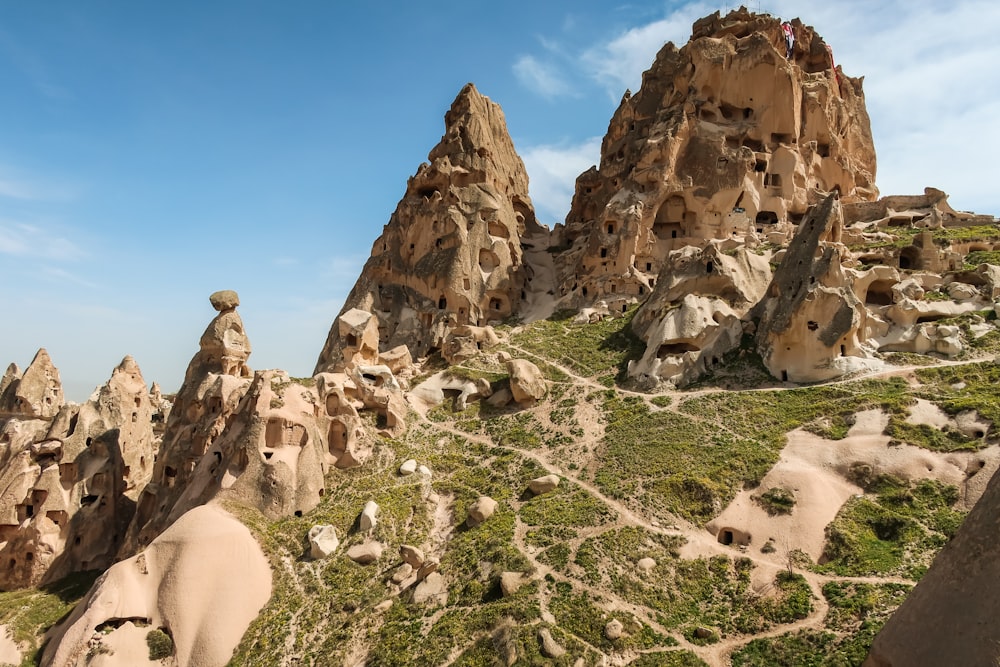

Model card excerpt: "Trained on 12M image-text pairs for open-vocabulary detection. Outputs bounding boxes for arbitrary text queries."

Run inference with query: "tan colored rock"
[346,542,383,565]
[398,459,417,476]
[41,505,271,667]
[209,289,240,311]
[637,557,656,572]
[538,628,566,659]
[412,571,447,605]
[466,495,498,528]
[0,349,63,419]
[500,571,528,597]
[527,474,560,495]
[315,83,541,373]
[390,562,413,584]
[359,500,379,532]
[308,525,340,559]
[604,619,625,640]
[399,544,424,568]
[506,359,546,404]
[551,8,877,308]
[415,557,439,582]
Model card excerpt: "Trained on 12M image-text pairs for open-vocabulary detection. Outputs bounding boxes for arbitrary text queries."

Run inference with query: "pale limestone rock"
[506,359,546,404]
[637,557,657,572]
[500,571,528,597]
[417,464,432,477]
[415,557,440,582]
[947,282,979,300]
[346,542,383,565]
[486,387,513,407]
[0,349,63,419]
[308,525,340,559]
[528,474,560,495]
[538,628,566,659]
[466,496,498,527]
[315,83,541,372]
[360,501,379,532]
[209,289,240,311]
[391,563,413,584]
[412,571,447,605]
[604,619,625,640]
[374,599,393,613]
[399,544,424,568]
[399,459,417,476]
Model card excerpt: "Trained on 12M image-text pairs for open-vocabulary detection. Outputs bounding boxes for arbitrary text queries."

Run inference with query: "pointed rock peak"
[12,348,64,419]
[115,355,141,374]
[0,363,20,390]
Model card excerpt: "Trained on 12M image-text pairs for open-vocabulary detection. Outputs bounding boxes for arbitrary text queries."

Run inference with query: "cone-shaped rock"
[315,83,541,372]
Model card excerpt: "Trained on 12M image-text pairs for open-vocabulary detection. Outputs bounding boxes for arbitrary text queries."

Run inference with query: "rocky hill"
[0,8,998,667]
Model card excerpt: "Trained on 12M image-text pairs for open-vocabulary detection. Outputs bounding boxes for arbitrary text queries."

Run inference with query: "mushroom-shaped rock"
[604,619,625,640]
[538,628,567,659]
[528,474,560,495]
[346,542,383,565]
[359,501,379,532]
[308,525,340,559]
[398,459,417,476]
[209,289,240,311]
[466,496,498,528]
[412,571,447,605]
[506,359,546,404]
[500,571,528,597]
[399,544,425,568]
[415,557,440,582]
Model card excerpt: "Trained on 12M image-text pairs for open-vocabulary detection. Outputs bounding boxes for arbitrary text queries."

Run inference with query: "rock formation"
[315,83,543,371]
[550,7,876,312]
[0,351,156,589]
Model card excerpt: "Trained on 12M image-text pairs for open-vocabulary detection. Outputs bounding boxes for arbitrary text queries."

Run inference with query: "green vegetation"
[0,570,100,666]
[756,487,796,515]
[964,249,1000,268]
[146,627,174,660]
[630,651,710,666]
[506,307,645,381]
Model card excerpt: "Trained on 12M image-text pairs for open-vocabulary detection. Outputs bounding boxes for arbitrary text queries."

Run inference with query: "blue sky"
[2,1,998,400]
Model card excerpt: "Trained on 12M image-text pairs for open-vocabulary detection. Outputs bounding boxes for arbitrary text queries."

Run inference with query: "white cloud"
[0,220,84,260]
[512,55,576,99]
[522,137,603,225]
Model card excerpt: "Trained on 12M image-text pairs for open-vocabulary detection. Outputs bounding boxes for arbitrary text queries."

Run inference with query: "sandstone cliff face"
[315,83,542,372]
[864,465,1000,667]
[550,8,876,312]
[0,353,156,589]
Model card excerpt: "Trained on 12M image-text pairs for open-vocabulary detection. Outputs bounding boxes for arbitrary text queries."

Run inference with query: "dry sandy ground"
[42,503,271,667]
[707,409,1000,560]
[0,625,19,666]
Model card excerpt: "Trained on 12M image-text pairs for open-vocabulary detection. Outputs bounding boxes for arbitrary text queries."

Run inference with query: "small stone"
[398,459,417,476]
[475,377,493,398]
[417,464,432,477]
[500,571,527,597]
[636,557,656,572]
[694,626,714,639]
[374,599,393,612]
[466,496,498,528]
[416,557,439,581]
[307,525,339,559]
[209,290,240,311]
[497,351,512,362]
[360,500,379,532]
[346,542,383,565]
[399,544,425,568]
[604,619,624,640]
[390,563,413,584]
[528,474,560,495]
[538,628,566,658]
[412,571,447,605]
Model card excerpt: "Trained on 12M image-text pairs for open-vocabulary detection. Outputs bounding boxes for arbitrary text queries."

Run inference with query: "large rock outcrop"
[315,83,542,371]
[0,353,156,589]
[550,8,876,311]
[864,466,1000,667]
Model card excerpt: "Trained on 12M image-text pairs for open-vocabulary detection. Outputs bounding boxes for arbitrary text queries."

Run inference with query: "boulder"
[466,496,498,528]
[390,563,413,584]
[209,289,240,311]
[399,544,425,568]
[538,628,566,659]
[360,501,379,532]
[416,557,439,582]
[637,557,656,572]
[528,474,560,495]
[346,542,383,565]
[500,571,528,597]
[412,571,448,605]
[308,525,340,559]
[506,359,546,404]
[399,459,417,476]
[604,619,625,640]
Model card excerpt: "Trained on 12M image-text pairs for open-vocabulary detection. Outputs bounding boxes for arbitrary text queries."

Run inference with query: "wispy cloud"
[513,55,577,99]
[522,137,603,225]
[39,266,97,289]
[0,220,84,260]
